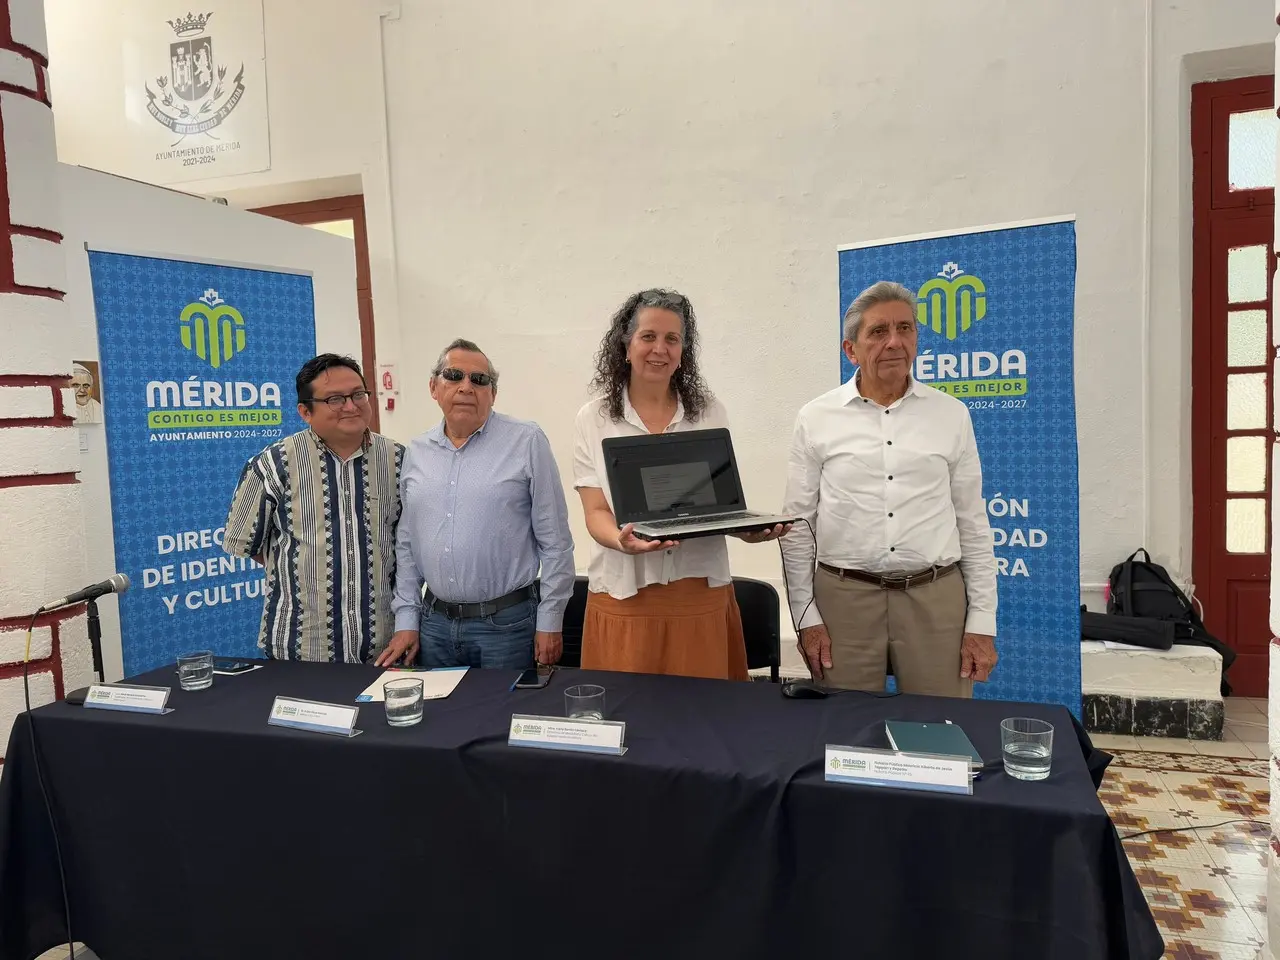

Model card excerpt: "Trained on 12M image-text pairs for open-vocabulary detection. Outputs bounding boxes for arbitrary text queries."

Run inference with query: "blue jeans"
[417,597,537,669]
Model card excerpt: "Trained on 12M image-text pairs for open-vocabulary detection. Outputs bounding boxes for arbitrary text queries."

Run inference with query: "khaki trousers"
[813,564,971,698]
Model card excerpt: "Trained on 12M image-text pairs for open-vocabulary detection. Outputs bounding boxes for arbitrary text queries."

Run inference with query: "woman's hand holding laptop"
[615,520,791,552]
[616,522,680,554]
[734,523,792,544]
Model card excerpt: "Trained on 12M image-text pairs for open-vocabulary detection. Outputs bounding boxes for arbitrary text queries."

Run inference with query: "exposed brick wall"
[0,0,87,764]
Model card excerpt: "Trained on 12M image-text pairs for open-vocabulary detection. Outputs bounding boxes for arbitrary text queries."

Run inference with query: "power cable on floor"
[1119,818,1268,842]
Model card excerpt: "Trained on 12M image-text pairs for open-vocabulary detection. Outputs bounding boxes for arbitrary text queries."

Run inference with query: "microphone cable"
[23,610,76,960]
[774,518,900,696]
[776,516,817,634]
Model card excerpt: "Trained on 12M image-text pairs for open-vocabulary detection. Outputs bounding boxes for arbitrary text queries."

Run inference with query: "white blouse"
[572,390,733,599]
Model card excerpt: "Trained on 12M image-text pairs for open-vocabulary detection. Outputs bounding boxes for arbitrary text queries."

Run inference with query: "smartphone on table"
[511,666,554,690]
[212,659,256,675]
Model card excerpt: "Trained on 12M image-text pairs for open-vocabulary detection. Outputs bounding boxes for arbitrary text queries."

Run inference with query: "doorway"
[1190,75,1276,698]
[251,194,379,431]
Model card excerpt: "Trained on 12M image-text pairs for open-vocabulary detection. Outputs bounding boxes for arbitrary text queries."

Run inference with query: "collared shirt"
[572,391,733,599]
[780,375,998,635]
[224,428,404,663]
[391,412,575,633]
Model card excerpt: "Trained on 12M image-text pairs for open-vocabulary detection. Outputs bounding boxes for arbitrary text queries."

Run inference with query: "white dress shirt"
[780,375,997,635]
[572,391,733,599]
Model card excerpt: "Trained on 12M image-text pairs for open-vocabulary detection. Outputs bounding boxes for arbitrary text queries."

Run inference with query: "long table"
[0,662,1162,960]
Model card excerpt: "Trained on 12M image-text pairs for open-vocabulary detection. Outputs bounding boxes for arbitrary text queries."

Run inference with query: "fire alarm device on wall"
[377,363,399,411]
[377,363,399,397]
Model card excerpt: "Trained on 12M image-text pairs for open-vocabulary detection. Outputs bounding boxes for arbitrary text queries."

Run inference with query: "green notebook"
[884,720,982,768]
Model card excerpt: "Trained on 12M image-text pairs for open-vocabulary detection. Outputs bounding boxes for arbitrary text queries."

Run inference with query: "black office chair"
[733,577,781,682]
[559,576,590,669]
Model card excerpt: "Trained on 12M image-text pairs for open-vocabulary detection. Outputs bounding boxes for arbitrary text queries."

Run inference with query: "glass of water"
[1001,717,1054,781]
[565,684,606,721]
[384,678,424,728]
[177,650,214,691]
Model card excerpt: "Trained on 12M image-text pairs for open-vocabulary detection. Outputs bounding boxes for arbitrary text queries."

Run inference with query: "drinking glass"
[1000,718,1054,781]
[564,684,606,721]
[177,651,214,691]
[385,678,424,728]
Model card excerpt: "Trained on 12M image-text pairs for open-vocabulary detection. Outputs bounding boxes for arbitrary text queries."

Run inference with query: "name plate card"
[508,714,627,756]
[84,683,172,715]
[825,745,972,795]
[268,697,362,738]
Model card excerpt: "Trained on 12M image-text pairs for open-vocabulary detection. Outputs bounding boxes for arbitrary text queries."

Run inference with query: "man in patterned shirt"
[224,354,404,663]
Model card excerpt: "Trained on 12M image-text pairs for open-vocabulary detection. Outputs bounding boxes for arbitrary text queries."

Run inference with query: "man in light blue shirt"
[376,339,575,670]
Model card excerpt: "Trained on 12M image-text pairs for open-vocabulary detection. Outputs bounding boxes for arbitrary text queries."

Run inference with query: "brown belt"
[818,561,957,590]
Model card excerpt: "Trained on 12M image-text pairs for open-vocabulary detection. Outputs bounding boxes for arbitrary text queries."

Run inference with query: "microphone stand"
[86,598,104,684]
[64,599,106,705]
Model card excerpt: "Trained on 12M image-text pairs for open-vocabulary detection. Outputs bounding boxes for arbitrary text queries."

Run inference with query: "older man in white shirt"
[780,280,998,697]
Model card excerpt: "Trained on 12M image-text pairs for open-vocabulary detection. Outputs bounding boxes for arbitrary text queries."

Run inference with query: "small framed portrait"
[71,360,103,424]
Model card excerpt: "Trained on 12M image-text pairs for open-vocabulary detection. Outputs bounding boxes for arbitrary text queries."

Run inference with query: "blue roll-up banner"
[837,218,1080,715]
[89,251,317,676]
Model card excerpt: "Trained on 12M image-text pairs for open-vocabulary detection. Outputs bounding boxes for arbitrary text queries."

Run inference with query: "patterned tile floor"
[1093,697,1272,960]
[29,700,1276,960]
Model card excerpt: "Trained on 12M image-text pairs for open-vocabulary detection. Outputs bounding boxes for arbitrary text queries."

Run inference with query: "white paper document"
[355,667,469,702]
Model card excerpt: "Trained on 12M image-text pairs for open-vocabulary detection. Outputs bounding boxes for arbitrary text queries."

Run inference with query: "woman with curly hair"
[572,289,787,679]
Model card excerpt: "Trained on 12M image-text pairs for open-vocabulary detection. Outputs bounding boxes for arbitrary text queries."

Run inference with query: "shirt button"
[887,441,893,445]
[450,481,456,485]
[450,578,455,582]
[890,547,896,552]
[445,547,450,552]
[447,513,452,518]
[888,476,894,480]
[888,512,894,518]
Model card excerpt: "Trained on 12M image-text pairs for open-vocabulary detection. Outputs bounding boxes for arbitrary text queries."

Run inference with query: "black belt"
[424,583,537,620]
[818,562,958,590]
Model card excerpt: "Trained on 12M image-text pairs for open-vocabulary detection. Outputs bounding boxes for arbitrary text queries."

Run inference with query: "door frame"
[1190,75,1275,666]
[250,194,379,431]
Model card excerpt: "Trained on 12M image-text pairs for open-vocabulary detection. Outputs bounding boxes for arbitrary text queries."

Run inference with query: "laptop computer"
[602,428,794,541]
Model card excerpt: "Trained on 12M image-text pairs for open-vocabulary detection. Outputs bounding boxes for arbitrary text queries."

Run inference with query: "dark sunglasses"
[440,368,494,387]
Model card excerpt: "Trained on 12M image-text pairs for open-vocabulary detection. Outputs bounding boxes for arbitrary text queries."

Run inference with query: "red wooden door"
[1192,77,1276,698]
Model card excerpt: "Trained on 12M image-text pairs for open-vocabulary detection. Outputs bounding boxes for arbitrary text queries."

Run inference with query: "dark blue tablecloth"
[0,662,1161,960]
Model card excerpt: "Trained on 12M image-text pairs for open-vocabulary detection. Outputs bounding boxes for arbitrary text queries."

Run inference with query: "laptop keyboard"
[644,512,755,529]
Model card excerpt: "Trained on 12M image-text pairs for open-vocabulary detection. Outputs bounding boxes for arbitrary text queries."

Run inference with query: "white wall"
[58,163,362,680]
[375,0,1141,605]
[44,0,406,435]
[44,0,1280,653]
[1147,2,1275,588]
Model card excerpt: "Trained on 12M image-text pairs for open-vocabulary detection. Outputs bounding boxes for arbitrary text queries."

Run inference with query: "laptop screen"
[603,428,746,523]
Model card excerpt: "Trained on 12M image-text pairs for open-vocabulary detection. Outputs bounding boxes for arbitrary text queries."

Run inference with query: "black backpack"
[1107,548,1236,696]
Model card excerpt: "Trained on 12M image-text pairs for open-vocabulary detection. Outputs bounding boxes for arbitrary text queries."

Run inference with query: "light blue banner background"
[90,251,316,676]
[837,220,1081,715]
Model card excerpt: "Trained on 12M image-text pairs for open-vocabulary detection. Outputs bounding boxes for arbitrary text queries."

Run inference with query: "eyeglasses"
[305,389,371,409]
[440,368,495,387]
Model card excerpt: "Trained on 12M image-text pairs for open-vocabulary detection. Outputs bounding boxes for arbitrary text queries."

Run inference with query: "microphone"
[40,573,130,613]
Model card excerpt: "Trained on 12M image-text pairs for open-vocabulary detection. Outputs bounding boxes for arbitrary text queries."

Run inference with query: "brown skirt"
[581,578,749,680]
